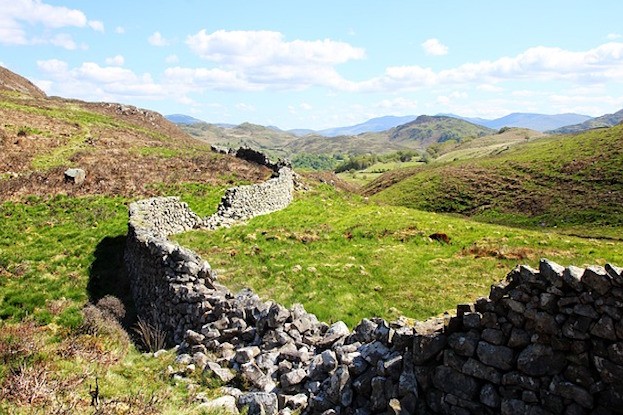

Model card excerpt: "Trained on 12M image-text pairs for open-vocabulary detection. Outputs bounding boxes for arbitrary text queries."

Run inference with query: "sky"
[2,1,623,130]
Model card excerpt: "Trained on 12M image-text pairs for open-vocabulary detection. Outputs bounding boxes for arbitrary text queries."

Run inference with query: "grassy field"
[174,183,623,327]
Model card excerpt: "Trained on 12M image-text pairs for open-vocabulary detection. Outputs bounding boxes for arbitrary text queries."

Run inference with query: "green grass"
[174,184,623,327]
[365,125,623,233]
[0,183,244,413]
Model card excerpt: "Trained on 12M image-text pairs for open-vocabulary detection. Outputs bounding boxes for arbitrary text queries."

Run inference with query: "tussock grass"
[175,184,623,327]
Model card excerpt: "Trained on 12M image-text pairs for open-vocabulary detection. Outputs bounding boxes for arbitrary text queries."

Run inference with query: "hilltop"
[363,124,623,235]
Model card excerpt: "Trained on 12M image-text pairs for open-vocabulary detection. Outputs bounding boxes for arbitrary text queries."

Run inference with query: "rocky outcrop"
[125,150,623,414]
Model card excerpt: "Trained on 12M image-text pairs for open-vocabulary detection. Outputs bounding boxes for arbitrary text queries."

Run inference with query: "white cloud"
[165,54,179,64]
[300,102,313,110]
[88,20,104,32]
[49,33,78,50]
[375,97,419,112]
[0,0,102,47]
[36,59,167,101]
[422,38,448,56]
[356,42,623,92]
[236,103,256,112]
[148,31,169,46]
[105,55,125,66]
[607,33,622,40]
[115,26,125,34]
[187,30,365,66]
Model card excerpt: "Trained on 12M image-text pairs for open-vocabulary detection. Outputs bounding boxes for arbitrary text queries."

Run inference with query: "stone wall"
[124,152,623,414]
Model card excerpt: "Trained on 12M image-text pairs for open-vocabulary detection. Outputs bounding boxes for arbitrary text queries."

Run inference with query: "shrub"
[133,317,167,353]
[95,295,126,321]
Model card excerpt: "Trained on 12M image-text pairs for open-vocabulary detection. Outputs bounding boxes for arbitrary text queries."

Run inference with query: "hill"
[549,108,623,134]
[178,121,299,159]
[317,115,417,137]
[364,124,623,235]
[164,113,205,125]
[388,115,494,147]
[450,112,592,132]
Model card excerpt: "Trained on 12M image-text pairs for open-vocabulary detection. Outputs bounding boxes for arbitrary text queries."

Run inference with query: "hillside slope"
[0,68,269,200]
[364,125,623,231]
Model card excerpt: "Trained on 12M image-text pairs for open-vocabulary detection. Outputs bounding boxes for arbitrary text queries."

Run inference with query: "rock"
[199,395,239,414]
[517,344,566,376]
[280,368,307,389]
[359,341,391,365]
[582,265,611,295]
[480,383,500,408]
[563,266,585,291]
[237,392,278,415]
[309,350,338,380]
[64,168,86,184]
[432,366,478,400]
[539,259,565,286]
[548,376,593,409]
[448,332,479,357]
[240,362,276,392]
[413,332,446,364]
[476,342,514,371]
[462,358,502,384]
[205,361,236,383]
[175,353,192,365]
[591,315,617,340]
[236,346,261,364]
[267,303,290,328]
[278,393,308,411]
[192,352,209,370]
[318,321,350,347]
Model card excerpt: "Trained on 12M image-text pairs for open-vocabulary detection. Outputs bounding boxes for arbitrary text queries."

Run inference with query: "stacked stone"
[419,259,623,414]
[128,196,200,238]
[200,167,294,229]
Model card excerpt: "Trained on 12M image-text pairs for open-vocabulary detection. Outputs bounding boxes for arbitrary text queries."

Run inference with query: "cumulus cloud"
[356,42,623,92]
[187,30,365,66]
[148,31,170,46]
[36,59,168,101]
[165,54,179,64]
[0,0,102,47]
[422,38,448,56]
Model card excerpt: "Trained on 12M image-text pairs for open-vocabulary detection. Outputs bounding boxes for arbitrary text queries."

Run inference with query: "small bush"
[95,295,126,321]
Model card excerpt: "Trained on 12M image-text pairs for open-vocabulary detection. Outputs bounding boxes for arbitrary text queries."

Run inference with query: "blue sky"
[2,0,623,130]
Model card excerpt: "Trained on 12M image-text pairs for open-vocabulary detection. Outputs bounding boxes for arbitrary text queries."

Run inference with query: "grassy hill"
[363,124,623,237]
[388,115,494,147]
[0,66,270,413]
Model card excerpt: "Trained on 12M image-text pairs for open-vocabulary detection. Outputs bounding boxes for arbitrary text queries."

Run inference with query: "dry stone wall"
[125,151,623,415]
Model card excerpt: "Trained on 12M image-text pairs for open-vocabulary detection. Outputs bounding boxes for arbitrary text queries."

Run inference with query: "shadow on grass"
[87,234,137,328]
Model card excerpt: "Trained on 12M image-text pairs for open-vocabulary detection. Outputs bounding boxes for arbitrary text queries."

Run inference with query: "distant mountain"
[445,113,592,132]
[317,115,417,137]
[165,114,205,125]
[549,109,623,134]
[288,129,317,137]
[389,115,494,147]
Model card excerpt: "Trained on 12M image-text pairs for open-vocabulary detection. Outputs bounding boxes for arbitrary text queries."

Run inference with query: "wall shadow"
[87,234,136,328]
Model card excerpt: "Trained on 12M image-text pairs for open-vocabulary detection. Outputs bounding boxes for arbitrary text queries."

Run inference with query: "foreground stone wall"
[124,152,623,414]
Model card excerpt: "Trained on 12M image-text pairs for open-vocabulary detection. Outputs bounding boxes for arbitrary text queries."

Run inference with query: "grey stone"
[205,361,236,383]
[480,383,500,408]
[236,346,261,364]
[432,366,478,400]
[237,392,278,415]
[563,266,585,291]
[64,168,86,184]
[582,265,611,295]
[517,344,566,376]
[280,368,306,388]
[476,341,514,370]
[360,340,391,365]
[198,395,239,414]
[462,358,502,384]
[548,376,593,409]
[448,332,479,357]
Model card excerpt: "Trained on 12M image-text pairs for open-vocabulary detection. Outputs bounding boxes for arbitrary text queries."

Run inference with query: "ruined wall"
[125,152,623,414]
